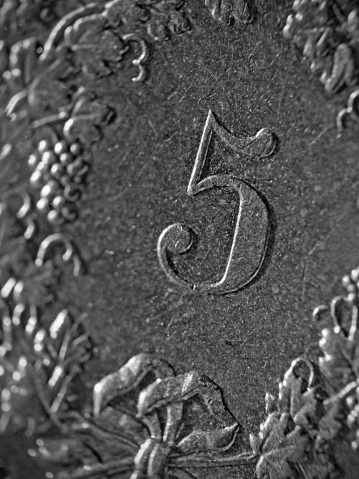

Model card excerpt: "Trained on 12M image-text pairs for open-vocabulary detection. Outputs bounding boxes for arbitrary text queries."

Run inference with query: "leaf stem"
[170,451,258,468]
[67,458,133,478]
[31,111,70,130]
[60,411,140,452]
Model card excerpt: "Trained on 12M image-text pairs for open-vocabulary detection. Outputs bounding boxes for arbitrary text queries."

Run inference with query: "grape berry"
[29,138,89,224]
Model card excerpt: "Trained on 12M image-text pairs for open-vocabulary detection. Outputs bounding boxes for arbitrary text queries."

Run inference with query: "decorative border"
[34,272,359,479]
[0,0,190,433]
[0,1,358,478]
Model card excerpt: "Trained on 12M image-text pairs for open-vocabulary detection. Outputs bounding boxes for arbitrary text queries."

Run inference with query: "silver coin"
[1,1,359,478]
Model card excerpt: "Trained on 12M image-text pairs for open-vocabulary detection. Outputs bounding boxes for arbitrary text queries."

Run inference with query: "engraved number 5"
[157,111,277,294]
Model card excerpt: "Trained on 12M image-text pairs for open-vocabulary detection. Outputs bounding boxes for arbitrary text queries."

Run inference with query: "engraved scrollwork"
[158,110,277,294]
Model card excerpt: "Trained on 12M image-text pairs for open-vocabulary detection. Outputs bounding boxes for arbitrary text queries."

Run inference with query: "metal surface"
[1,1,359,478]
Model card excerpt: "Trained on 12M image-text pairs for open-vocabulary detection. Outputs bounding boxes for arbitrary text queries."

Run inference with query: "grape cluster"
[29,138,89,224]
[342,267,359,299]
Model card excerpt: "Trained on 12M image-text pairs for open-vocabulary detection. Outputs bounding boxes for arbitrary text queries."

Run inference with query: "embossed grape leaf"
[37,406,147,470]
[63,93,115,144]
[91,405,147,446]
[0,0,83,38]
[316,288,359,448]
[94,353,176,416]
[0,0,18,36]
[0,40,9,77]
[37,429,134,479]
[26,58,73,116]
[0,308,93,434]
[321,44,356,94]
[63,14,128,79]
[250,414,309,479]
[4,37,39,97]
[347,385,359,448]
[0,204,27,286]
[319,323,359,393]
[0,203,52,306]
[138,0,191,41]
[104,0,190,41]
[205,0,253,25]
[250,359,340,479]
[41,354,242,479]
[283,0,359,129]
[1,258,58,306]
[317,397,344,443]
[176,423,238,453]
[101,0,135,28]
[137,371,236,426]
[1,229,83,307]
[3,41,71,124]
[36,436,96,466]
[37,403,151,478]
[277,366,319,429]
[299,450,341,479]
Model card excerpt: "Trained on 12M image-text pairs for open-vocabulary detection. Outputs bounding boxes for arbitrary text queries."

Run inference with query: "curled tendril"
[122,33,149,82]
[313,304,329,322]
[16,193,37,240]
[314,294,358,341]
[286,357,317,389]
[337,89,359,133]
[36,234,83,276]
